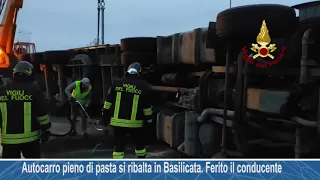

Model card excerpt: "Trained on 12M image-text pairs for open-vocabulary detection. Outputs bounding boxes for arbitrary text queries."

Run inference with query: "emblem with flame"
[251,20,277,59]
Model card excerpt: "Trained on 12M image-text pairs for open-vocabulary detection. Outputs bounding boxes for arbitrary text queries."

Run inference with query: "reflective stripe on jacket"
[0,80,51,145]
[110,91,144,128]
[105,76,153,128]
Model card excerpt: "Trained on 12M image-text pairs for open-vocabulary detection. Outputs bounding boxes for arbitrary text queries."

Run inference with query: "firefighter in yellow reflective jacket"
[0,61,51,158]
[65,78,92,137]
[103,62,153,159]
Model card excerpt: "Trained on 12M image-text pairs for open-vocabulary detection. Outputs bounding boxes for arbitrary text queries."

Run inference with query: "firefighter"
[65,77,92,137]
[103,62,153,159]
[0,61,51,158]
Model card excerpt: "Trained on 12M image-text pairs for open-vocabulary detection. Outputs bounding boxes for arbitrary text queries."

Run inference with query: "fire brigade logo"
[251,20,276,59]
[241,20,286,68]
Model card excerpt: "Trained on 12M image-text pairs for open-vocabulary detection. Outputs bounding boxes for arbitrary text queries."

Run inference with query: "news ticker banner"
[0,159,318,180]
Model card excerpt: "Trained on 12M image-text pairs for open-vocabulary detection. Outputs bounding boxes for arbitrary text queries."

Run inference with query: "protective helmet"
[126,62,142,76]
[81,78,91,88]
[13,61,34,77]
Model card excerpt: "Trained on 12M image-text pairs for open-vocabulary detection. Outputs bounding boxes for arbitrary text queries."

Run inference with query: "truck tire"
[44,50,70,64]
[121,52,156,68]
[71,54,92,78]
[73,54,92,65]
[120,37,157,53]
[216,4,297,39]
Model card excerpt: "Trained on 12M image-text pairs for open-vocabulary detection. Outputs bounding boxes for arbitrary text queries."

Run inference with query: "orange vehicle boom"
[0,0,23,68]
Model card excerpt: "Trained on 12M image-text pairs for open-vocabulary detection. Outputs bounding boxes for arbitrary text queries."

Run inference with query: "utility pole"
[97,0,106,45]
[101,0,105,44]
[229,0,232,8]
[97,0,101,45]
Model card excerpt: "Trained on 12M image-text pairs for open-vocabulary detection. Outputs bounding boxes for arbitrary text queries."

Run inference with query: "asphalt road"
[0,116,298,158]
[0,116,187,159]
[41,116,187,159]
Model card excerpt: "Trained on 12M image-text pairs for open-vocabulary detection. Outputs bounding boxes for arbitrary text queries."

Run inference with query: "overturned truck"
[18,1,320,158]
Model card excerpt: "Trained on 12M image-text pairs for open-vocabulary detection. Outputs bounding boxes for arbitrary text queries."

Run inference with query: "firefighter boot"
[135,148,147,158]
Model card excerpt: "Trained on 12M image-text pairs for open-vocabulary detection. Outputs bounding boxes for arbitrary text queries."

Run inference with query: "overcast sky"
[13,0,307,52]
